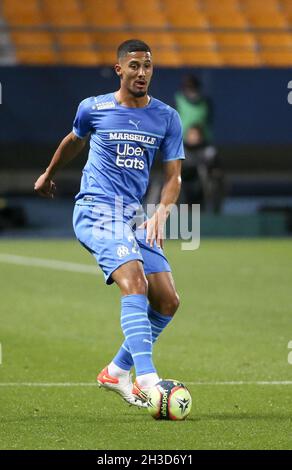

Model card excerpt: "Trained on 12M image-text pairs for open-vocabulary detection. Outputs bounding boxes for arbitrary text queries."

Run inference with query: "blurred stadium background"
[1,0,292,451]
[1,0,292,236]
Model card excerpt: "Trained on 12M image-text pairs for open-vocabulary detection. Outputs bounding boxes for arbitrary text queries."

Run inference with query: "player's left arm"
[142,159,182,249]
[142,108,184,248]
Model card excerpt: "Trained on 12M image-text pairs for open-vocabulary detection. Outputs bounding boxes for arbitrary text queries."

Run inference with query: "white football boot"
[97,366,147,408]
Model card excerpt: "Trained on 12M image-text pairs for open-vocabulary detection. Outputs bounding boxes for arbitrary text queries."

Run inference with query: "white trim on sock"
[108,362,130,378]
[136,372,160,389]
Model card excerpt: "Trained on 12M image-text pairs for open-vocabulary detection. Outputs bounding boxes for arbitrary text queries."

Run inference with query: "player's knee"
[134,275,148,296]
[159,292,180,317]
[113,261,148,296]
[168,292,180,316]
[122,274,148,296]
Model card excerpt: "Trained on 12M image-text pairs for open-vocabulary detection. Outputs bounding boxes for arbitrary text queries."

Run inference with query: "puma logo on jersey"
[129,119,140,130]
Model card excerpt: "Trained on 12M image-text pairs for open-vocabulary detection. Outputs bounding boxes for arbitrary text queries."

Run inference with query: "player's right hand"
[34,173,56,198]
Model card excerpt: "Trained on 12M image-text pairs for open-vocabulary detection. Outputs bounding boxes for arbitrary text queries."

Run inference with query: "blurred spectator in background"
[181,125,224,213]
[175,74,212,143]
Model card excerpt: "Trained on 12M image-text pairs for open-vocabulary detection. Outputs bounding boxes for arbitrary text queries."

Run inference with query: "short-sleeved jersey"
[73,92,185,206]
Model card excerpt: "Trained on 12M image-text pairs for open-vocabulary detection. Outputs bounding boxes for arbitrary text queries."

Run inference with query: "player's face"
[116,51,153,98]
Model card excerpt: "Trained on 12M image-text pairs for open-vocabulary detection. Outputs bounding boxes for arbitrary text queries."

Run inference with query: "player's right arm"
[34,98,92,198]
[34,132,87,198]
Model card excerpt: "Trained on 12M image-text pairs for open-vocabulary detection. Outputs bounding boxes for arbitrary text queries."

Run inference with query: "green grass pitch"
[1,238,292,450]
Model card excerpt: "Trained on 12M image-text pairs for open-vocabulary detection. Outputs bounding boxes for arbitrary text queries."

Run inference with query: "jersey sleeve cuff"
[162,155,185,162]
[72,127,86,139]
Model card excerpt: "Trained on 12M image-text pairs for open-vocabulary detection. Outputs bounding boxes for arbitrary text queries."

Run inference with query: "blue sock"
[148,306,173,343]
[113,304,172,371]
[119,294,156,376]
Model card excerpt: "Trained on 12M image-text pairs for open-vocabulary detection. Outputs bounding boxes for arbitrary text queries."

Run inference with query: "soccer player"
[34,39,184,408]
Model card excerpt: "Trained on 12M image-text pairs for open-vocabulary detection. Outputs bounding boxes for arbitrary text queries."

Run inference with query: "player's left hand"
[139,205,168,249]
[34,172,56,198]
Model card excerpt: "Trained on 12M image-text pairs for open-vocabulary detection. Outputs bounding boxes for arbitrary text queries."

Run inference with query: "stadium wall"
[0,66,292,238]
[0,66,291,147]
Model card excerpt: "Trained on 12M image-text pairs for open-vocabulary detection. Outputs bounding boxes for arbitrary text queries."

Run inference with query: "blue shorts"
[73,200,171,285]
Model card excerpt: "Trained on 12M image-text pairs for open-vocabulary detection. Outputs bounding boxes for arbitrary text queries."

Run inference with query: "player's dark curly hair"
[117,39,151,59]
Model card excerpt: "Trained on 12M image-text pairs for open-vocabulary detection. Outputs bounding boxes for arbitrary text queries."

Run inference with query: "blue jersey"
[72,92,185,206]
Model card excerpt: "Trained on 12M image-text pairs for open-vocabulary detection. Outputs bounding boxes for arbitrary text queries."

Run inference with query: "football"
[147,380,192,420]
